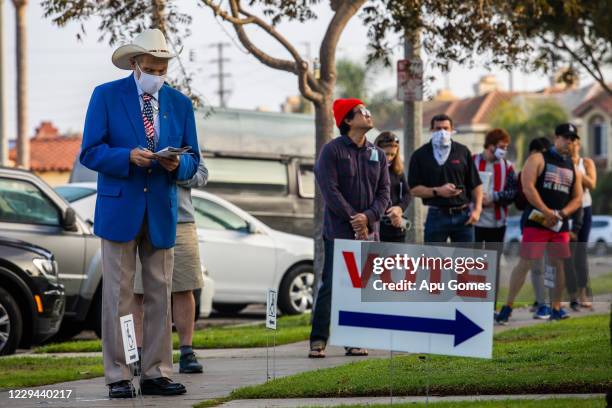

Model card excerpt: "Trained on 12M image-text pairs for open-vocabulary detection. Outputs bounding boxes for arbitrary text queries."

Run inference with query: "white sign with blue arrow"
[328,239,494,359]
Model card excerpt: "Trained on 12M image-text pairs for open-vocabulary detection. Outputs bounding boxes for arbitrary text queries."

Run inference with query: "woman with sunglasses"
[375,131,411,242]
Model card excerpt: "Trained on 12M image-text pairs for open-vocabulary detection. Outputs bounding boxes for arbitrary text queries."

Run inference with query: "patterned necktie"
[141,93,156,151]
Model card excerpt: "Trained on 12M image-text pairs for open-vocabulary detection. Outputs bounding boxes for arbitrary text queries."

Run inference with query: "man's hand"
[437,183,462,198]
[483,193,494,207]
[465,208,481,225]
[350,213,369,233]
[386,206,403,228]
[158,155,180,172]
[355,226,369,241]
[542,208,559,228]
[130,148,155,168]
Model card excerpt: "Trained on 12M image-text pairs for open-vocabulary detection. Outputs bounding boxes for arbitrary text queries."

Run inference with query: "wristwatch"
[432,188,438,197]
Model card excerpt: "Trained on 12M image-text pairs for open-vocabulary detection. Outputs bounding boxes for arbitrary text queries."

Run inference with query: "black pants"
[310,239,334,344]
[564,206,592,297]
[474,226,506,308]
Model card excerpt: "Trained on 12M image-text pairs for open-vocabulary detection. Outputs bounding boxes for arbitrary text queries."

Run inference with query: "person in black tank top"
[523,149,576,232]
[496,123,583,324]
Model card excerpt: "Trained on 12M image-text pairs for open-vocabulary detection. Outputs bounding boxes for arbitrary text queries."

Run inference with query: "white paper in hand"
[153,146,192,159]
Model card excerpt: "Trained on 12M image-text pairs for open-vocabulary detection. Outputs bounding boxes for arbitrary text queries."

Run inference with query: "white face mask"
[136,63,166,94]
[494,147,507,160]
[431,129,452,147]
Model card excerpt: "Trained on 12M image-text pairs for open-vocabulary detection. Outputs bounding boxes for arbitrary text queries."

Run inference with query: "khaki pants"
[101,219,174,384]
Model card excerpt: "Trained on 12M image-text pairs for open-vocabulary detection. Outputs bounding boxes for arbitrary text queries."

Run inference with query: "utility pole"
[402,31,424,244]
[0,0,8,166]
[209,42,231,108]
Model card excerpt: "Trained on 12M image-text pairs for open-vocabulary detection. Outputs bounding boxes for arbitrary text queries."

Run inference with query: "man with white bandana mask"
[408,114,483,243]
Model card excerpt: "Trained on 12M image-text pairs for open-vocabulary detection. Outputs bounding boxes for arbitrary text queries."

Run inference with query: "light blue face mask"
[136,63,166,94]
[431,129,452,147]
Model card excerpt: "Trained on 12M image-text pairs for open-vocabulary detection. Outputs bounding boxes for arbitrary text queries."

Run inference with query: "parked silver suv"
[0,167,103,339]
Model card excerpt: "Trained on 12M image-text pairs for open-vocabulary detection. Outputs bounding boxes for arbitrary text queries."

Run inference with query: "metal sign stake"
[266,289,278,381]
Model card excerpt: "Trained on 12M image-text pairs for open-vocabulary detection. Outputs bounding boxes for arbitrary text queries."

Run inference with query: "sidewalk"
[0,304,608,408]
[218,393,606,407]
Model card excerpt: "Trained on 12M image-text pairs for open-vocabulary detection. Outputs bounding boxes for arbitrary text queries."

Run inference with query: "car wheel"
[0,286,23,355]
[278,264,314,315]
[213,303,248,315]
[595,240,608,256]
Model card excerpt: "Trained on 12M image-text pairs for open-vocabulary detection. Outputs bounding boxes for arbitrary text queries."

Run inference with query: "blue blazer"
[80,75,200,249]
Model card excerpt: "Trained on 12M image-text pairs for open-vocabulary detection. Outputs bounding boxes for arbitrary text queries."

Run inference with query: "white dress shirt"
[133,74,160,146]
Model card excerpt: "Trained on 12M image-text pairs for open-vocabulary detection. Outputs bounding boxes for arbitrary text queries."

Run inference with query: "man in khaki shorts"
[134,155,208,373]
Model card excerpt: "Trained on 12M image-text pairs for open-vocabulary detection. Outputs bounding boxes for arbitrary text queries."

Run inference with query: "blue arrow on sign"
[338,309,484,346]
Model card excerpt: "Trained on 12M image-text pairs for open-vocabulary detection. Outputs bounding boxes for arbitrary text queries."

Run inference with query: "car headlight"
[33,258,57,278]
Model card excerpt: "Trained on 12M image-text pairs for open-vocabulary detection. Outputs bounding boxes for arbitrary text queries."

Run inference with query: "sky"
[0,0,589,138]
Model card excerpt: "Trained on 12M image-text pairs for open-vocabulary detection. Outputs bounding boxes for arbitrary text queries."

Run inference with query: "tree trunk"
[312,94,334,304]
[151,0,167,34]
[14,0,28,169]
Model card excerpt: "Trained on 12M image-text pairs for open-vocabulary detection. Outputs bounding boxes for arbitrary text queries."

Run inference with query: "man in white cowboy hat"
[80,28,200,398]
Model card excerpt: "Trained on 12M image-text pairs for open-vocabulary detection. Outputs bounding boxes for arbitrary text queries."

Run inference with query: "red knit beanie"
[333,98,364,128]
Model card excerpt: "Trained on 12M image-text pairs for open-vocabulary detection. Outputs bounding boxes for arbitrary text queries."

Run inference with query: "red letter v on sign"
[342,251,379,289]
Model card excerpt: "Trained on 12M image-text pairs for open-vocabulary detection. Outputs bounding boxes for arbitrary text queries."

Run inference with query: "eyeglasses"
[353,107,372,118]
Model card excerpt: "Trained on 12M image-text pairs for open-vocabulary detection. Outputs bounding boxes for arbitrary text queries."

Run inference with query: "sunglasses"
[353,107,372,118]
[380,135,399,144]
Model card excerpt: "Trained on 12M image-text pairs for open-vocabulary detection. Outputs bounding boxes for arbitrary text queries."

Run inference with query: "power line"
[209,42,232,108]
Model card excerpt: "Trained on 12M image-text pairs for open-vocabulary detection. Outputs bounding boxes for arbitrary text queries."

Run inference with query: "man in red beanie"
[308,98,390,358]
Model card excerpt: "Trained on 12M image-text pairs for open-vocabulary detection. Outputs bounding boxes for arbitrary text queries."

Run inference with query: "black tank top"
[524,149,575,232]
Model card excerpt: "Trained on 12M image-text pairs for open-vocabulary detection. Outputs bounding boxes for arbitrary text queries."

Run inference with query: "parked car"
[589,215,612,255]
[0,236,65,354]
[56,182,315,315]
[0,166,102,340]
[0,167,212,343]
[503,216,522,257]
[70,151,316,237]
[504,214,612,256]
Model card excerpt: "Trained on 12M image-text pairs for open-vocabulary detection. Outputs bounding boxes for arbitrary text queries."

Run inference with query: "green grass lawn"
[0,354,180,389]
[226,314,611,400]
[297,397,605,408]
[0,356,104,389]
[34,313,311,353]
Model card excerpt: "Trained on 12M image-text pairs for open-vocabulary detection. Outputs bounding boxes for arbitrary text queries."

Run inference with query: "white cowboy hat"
[112,28,176,70]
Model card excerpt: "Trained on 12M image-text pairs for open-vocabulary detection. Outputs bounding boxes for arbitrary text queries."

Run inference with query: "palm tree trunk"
[14,0,28,169]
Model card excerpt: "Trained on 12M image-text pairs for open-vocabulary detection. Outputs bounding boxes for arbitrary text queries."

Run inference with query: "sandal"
[308,340,326,358]
[345,347,368,356]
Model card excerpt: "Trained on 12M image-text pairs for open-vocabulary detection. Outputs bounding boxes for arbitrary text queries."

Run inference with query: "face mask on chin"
[135,63,166,94]
[431,129,452,147]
